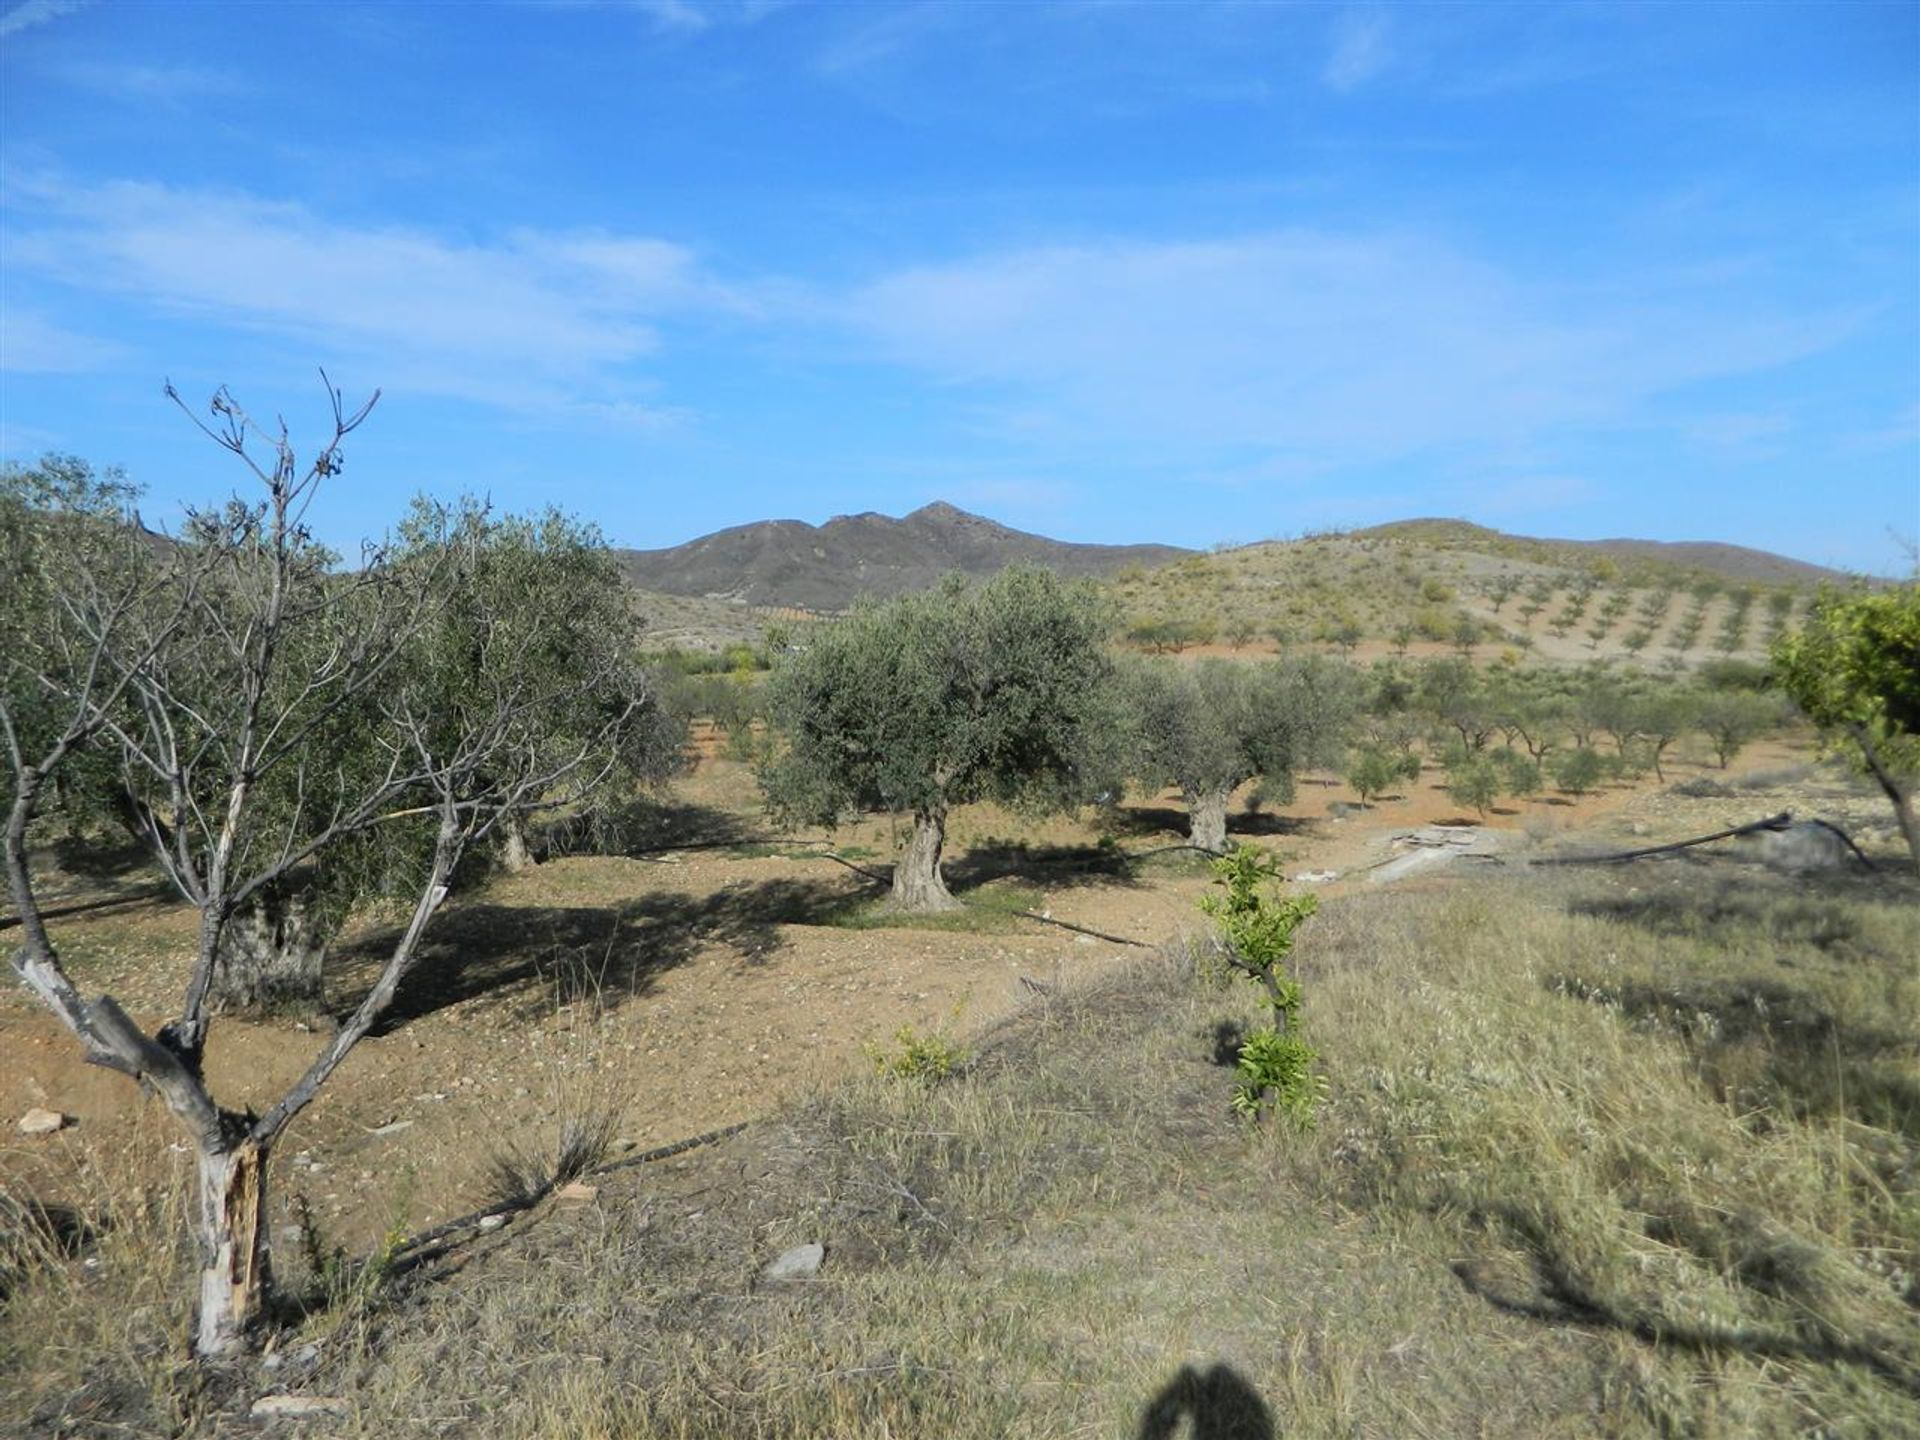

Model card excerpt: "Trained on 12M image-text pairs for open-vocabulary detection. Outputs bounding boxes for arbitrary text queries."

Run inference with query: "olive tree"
[758,566,1114,910]
[2,384,661,1359]
[393,500,687,877]
[1122,655,1357,852]
[1775,584,1920,876]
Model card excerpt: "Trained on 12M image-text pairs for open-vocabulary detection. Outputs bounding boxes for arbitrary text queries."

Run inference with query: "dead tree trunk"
[1186,786,1231,854]
[193,1135,272,1358]
[890,805,958,911]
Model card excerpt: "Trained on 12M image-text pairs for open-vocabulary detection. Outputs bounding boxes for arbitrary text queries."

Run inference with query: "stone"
[250,1395,349,1419]
[1757,821,1854,875]
[17,1108,67,1136]
[761,1242,824,1283]
[477,1214,507,1232]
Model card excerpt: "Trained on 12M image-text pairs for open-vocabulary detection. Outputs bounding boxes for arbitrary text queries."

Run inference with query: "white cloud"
[52,60,252,104]
[1324,11,1390,93]
[0,0,88,39]
[5,176,740,418]
[0,310,126,372]
[631,0,709,33]
[841,230,1854,475]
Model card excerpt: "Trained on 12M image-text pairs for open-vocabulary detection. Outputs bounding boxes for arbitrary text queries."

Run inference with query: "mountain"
[615,501,1191,612]
[1350,519,1852,586]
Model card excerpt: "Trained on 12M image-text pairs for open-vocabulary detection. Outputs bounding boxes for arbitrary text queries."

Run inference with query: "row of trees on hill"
[756,569,1367,904]
[752,578,1835,900]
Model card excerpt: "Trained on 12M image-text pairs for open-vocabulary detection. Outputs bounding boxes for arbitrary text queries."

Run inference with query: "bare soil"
[0,734,1844,1252]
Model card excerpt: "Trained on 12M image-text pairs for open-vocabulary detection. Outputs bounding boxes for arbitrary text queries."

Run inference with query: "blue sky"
[2,1,1915,573]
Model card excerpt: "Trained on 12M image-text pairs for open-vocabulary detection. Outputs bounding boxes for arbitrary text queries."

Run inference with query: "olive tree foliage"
[1121,656,1358,852]
[1774,584,1920,877]
[391,499,688,875]
[758,566,1115,911]
[1,384,663,1360]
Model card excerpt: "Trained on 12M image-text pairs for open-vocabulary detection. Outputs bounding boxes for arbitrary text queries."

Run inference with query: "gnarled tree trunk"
[498,812,534,873]
[891,806,959,911]
[193,1134,272,1359]
[1186,786,1231,854]
[208,885,326,1018]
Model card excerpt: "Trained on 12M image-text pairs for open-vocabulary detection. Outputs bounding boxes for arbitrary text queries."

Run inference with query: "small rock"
[365,1120,413,1137]
[762,1242,825,1283]
[555,1181,598,1202]
[477,1214,507,1232]
[250,1395,349,1419]
[17,1108,67,1136]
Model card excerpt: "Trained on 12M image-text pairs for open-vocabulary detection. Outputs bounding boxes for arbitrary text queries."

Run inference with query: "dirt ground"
[0,733,1842,1251]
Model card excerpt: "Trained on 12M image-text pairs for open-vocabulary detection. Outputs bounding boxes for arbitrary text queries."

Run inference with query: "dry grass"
[4,860,1914,1437]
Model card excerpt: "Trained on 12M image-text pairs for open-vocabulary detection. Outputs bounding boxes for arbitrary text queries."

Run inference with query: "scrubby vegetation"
[6,864,1913,1437]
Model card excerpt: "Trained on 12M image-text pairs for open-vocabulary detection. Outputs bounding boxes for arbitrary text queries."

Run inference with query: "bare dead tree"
[2,379,645,1359]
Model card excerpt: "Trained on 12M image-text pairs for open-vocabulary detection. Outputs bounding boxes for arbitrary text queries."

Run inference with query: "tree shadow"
[1453,1203,1920,1400]
[1109,803,1197,840]
[539,795,762,859]
[47,835,152,885]
[1557,871,1920,1137]
[0,1199,95,1304]
[336,876,864,1035]
[1240,812,1316,837]
[946,839,1144,894]
[1137,1363,1277,1440]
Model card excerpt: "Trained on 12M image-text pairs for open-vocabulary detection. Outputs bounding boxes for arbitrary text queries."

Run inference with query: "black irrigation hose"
[1530,811,1794,867]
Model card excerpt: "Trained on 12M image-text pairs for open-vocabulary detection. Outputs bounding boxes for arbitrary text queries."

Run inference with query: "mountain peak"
[908,500,971,523]
[616,504,1191,610]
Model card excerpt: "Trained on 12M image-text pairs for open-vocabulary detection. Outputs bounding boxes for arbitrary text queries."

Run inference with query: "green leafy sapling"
[1199,844,1323,1122]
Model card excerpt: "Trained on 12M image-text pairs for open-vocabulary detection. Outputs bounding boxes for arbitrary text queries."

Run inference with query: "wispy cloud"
[1324,10,1391,93]
[0,0,88,39]
[5,175,743,419]
[0,310,127,372]
[814,2,956,79]
[51,60,252,104]
[841,229,1856,478]
[631,0,709,33]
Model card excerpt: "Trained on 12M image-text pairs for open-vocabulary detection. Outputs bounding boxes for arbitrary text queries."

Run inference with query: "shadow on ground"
[1554,867,1920,1137]
[339,876,864,1035]
[946,839,1145,894]
[1137,1363,1277,1440]
[1453,1203,1920,1401]
[540,796,765,859]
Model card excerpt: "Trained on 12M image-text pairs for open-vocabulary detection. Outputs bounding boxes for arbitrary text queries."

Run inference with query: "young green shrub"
[1199,845,1321,1123]
[866,1024,967,1084]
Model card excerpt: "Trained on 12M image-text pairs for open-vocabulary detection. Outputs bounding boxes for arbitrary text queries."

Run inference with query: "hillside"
[616,501,1190,612]
[1351,519,1851,586]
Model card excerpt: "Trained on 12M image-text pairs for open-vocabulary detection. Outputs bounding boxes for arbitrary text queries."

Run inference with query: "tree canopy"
[759,565,1114,908]
[1121,655,1357,851]
[1774,584,1920,875]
